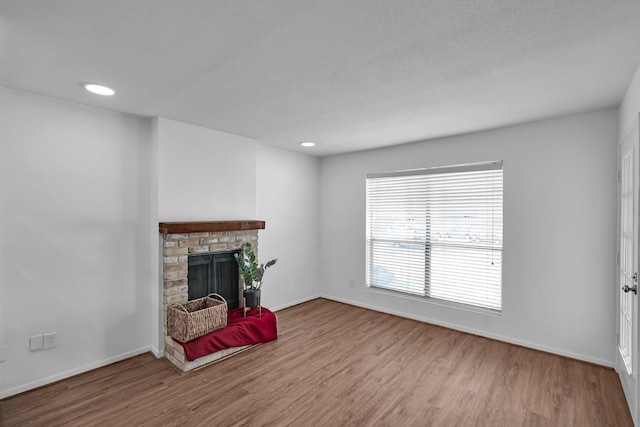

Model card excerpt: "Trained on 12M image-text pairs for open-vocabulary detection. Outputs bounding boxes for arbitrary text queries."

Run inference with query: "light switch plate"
[30,335,43,351]
[0,345,7,362]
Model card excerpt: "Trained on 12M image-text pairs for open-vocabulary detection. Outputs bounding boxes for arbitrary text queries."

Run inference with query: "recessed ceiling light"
[83,83,115,96]
[300,142,315,147]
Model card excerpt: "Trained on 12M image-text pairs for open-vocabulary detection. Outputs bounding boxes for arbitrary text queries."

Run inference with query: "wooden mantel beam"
[159,220,266,234]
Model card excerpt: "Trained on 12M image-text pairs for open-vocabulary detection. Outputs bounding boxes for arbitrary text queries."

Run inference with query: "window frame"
[365,161,503,313]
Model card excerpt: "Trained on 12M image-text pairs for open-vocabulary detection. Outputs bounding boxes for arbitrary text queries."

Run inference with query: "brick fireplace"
[159,220,265,371]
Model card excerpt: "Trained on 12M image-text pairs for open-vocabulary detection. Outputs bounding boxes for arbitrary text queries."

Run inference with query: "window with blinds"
[366,161,503,312]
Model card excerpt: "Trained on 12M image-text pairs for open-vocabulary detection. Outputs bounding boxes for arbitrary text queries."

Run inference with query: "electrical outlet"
[30,335,43,351]
[0,345,7,362]
[43,332,56,350]
[348,279,355,288]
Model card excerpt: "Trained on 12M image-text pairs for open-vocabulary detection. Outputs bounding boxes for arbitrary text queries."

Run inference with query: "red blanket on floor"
[177,307,277,361]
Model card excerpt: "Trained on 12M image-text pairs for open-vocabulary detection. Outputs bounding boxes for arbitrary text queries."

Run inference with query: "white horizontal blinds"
[367,175,429,296]
[366,161,503,311]
[427,168,503,310]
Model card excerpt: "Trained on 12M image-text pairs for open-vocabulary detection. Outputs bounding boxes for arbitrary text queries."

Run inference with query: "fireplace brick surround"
[159,221,265,371]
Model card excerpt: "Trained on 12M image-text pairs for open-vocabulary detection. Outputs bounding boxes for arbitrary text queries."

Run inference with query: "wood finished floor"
[0,298,633,426]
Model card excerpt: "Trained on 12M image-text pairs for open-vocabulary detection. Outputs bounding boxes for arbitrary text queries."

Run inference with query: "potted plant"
[234,242,277,308]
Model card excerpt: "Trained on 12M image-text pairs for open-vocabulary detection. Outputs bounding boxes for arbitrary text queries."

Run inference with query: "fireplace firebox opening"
[188,250,241,310]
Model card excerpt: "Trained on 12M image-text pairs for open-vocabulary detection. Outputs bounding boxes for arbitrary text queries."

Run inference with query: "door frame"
[616,114,639,426]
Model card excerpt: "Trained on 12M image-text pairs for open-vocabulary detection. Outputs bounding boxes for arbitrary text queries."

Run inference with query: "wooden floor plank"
[0,299,633,426]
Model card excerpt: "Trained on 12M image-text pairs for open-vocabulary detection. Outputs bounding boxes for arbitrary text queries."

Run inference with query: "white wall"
[256,146,321,309]
[0,88,155,398]
[157,118,257,221]
[319,109,619,366]
[148,119,161,355]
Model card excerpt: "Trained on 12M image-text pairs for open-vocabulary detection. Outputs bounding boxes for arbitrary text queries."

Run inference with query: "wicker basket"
[168,293,228,343]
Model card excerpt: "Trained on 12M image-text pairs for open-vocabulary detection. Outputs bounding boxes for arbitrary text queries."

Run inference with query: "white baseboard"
[1,295,321,401]
[0,346,153,400]
[150,345,163,359]
[271,294,321,312]
[320,294,614,368]
[4,293,608,401]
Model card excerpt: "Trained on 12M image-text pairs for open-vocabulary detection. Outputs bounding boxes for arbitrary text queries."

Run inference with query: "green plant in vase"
[234,242,277,308]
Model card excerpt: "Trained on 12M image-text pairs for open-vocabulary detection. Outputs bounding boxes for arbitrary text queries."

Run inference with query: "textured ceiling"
[2,1,640,156]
